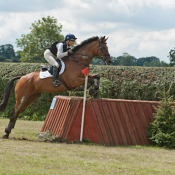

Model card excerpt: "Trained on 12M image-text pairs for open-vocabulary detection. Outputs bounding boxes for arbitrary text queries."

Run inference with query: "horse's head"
[96,36,112,65]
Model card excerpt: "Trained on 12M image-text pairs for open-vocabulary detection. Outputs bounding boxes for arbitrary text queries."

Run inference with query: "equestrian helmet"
[65,33,77,41]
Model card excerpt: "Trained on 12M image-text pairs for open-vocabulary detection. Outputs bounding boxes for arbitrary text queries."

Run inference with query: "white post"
[80,75,88,141]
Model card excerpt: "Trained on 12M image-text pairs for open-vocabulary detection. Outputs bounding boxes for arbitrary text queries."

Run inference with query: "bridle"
[96,39,110,64]
[66,39,110,66]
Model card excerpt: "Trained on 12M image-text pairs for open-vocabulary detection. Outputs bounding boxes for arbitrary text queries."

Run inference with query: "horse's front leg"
[88,74,100,90]
[87,74,100,97]
[73,74,101,98]
[74,77,95,91]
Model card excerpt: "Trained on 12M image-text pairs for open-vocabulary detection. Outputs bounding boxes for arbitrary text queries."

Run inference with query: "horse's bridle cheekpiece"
[97,39,110,65]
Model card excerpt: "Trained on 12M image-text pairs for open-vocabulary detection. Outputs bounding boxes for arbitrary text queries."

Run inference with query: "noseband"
[97,39,110,63]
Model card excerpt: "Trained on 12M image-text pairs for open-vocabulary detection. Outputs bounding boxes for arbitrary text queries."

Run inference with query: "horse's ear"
[100,36,105,42]
[105,37,109,41]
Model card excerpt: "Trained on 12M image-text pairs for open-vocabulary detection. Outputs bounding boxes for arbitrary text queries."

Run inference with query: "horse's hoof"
[2,134,9,139]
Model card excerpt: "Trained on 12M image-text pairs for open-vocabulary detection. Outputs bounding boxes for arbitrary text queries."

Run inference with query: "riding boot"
[53,66,62,87]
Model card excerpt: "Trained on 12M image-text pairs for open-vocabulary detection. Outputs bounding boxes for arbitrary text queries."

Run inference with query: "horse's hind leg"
[3,93,40,139]
[3,109,16,138]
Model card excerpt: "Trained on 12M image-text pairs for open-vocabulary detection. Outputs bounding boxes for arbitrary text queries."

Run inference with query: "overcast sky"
[0,0,175,63]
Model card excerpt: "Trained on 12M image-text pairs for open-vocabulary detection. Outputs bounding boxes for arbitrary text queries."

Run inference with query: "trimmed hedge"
[90,65,175,100]
[0,63,69,120]
[0,63,175,120]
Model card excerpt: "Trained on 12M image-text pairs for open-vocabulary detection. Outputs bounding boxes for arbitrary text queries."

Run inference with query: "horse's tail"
[0,76,22,112]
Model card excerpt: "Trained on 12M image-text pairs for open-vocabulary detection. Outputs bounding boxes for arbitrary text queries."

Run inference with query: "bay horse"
[0,36,112,139]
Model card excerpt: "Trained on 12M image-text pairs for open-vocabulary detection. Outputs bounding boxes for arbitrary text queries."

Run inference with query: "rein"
[64,57,89,67]
[73,53,92,58]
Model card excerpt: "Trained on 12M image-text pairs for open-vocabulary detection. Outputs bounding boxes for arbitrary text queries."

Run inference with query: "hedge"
[0,63,175,120]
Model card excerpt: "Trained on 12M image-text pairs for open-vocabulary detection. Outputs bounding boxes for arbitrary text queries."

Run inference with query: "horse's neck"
[73,42,97,64]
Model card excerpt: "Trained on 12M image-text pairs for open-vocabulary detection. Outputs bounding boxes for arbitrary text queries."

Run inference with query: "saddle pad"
[39,60,65,79]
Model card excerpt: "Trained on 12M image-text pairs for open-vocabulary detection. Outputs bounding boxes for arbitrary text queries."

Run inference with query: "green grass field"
[0,118,175,175]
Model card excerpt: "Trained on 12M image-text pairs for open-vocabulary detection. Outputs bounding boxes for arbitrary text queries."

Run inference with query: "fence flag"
[81,67,89,76]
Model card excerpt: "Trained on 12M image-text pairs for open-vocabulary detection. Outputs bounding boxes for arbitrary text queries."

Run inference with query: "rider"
[44,33,77,87]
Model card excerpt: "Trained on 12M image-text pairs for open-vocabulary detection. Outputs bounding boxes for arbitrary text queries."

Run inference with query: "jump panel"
[41,96,161,146]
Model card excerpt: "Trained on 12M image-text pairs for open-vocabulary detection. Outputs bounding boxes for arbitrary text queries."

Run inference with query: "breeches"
[44,49,59,67]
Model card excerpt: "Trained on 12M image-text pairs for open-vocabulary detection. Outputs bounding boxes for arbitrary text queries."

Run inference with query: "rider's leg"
[52,65,62,87]
[44,50,62,87]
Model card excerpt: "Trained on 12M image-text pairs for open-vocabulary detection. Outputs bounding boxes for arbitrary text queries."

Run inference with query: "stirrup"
[53,80,62,87]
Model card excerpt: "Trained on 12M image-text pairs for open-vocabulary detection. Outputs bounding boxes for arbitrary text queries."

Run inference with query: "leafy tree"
[90,57,103,65]
[0,55,6,62]
[149,60,161,67]
[113,56,122,65]
[16,16,64,62]
[137,56,160,66]
[0,44,15,59]
[111,56,120,65]
[120,53,137,66]
[143,61,150,67]
[147,56,160,63]
[160,61,169,67]
[137,57,147,66]
[169,47,175,66]
[12,55,21,62]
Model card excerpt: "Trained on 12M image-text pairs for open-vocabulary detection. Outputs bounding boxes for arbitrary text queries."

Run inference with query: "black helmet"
[65,33,77,41]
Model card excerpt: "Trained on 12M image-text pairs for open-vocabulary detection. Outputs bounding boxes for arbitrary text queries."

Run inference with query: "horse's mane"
[72,36,99,52]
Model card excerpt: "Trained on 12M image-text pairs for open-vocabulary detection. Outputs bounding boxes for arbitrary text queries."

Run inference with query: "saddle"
[40,60,70,90]
[40,59,62,75]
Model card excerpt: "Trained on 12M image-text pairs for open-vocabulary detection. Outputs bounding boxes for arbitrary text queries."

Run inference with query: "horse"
[0,36,112,139]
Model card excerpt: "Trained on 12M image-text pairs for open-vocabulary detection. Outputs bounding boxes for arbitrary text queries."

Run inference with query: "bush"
[147,81,175,148]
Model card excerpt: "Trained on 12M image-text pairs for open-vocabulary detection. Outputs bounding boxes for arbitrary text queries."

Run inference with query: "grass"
[0,118,175,175]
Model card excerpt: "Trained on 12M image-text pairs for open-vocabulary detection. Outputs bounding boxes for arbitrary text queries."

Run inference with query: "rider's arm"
[56,43,68,59]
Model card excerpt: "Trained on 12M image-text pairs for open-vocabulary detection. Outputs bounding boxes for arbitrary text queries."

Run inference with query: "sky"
[0,0,175,63]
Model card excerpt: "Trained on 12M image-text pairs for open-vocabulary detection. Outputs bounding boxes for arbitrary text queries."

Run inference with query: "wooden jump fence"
[41,96,160,146]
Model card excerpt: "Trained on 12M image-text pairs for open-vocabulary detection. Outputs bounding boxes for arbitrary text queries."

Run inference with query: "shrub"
[147,81,175,148]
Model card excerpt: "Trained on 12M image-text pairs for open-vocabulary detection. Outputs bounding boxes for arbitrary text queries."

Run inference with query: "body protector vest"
[47,41,70,56]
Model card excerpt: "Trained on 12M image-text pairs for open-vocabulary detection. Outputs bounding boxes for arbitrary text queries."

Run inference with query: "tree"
[16,16,64,62]
[0,55,6,62]
[143,61,150,67]
[169,48,175,66]
[160,61,169,67]
[0,44,15,59]
[111,56,120,65]
[90,57,103,65]
[149,60,161,67]
[137,57,147,66]
[147,82,175,148]
[120,53,137,66]
[137,56,160,66]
